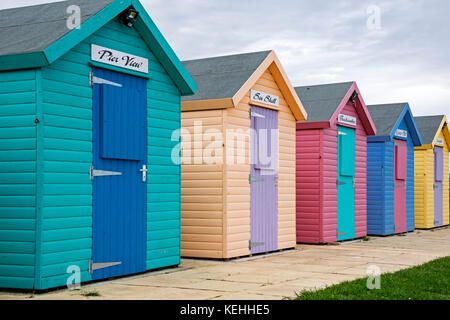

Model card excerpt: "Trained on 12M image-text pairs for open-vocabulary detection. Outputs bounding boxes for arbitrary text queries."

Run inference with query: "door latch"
[140,165,148,183]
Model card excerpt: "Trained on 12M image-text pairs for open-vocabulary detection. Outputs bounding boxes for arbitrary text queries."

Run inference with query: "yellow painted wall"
[180,67,297,259]
[414,129,450,229]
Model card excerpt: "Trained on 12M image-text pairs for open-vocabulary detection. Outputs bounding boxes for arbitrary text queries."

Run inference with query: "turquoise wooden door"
[337,126,356,241]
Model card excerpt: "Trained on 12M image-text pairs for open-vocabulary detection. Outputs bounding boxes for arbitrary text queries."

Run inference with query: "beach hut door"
[394,140,407,233]
[250,106,278,254]
[337,126,355,241]
[91,68,147,280]
[434,146,444,227]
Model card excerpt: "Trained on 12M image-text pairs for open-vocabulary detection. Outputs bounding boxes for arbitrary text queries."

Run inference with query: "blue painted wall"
[0,17,182,290]
[367,115,416,236]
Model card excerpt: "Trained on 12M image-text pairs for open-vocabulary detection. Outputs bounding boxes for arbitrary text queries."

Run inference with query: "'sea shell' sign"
[91,44,149,74]
[338,114,357,126]
[251,90,279,107]
[436,138,444,145]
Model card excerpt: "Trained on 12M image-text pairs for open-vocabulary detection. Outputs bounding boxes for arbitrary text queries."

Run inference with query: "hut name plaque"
[91,44,149,74]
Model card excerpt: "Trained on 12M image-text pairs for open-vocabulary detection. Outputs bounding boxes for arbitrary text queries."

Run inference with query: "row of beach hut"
[0,0,448,290]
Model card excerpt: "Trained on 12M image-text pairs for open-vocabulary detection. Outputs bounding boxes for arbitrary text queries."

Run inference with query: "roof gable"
[295,82,376,135]
[181,50,307,121]
[414,115,450,148]
[367,103,422,146]
[294,82,353,122]
[0,0,196,95]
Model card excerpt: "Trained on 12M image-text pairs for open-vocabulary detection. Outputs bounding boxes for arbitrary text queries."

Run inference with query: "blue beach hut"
[366,103,422,236]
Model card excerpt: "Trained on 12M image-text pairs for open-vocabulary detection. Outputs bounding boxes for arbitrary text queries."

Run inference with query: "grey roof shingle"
[181,51,272,102]
[367,103,407,136]
[0,0,114,57]
[414,115,445,144]
[294,82,354,122]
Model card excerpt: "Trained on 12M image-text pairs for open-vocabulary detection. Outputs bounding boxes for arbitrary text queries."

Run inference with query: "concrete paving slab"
[1,228,449,300]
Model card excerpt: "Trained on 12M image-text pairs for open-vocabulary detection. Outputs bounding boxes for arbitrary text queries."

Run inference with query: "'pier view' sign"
[91,44,149,74]
[251,90,279,107]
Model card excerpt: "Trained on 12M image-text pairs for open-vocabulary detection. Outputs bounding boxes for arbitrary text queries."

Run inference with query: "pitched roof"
[294,82,354,122]
[414,115,446,144]
[0,0,113,57]
[180,50,307,121]
[367,103,408,136]
[181,51,271,102]
[0,0,196,95]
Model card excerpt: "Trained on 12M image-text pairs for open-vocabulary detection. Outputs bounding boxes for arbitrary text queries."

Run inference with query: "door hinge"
[337,232,347,236]
[249,175,264,184]
[89,166,122,181]
[249,241,265,249]
[394,226,401,230]
[394,184,401,188]
[336,180,346,185]
[89,260,122,274]
[249,111,265,119]
[89,73,123,87]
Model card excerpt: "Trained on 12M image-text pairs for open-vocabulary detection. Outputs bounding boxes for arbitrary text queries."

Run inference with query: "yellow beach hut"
[414,115,450,229]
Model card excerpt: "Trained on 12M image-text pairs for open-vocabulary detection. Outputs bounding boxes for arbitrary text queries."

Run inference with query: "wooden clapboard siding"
[296,129,322,243]
[224,98,251,258]
[180,109,225,258]
[320,128,338,243]
[414,149,434,228]
[367,141,386,235]
[0,69,37,290]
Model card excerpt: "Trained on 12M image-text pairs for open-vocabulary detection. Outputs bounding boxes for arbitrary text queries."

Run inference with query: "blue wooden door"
[337,126,356,241]
[250,106,278,254]
[91,68,147,280]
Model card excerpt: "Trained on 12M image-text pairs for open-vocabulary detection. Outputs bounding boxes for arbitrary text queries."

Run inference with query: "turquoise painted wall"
[0,69,38,289]
[0,16,182,290]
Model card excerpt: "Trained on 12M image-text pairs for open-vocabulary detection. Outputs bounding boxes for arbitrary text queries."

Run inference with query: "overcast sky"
[2,0,450,116]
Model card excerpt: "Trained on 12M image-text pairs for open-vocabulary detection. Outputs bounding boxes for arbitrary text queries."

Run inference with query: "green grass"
[296,256,450,300]
[81,289,101,297]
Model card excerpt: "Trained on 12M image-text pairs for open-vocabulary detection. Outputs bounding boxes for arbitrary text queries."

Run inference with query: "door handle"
[140,165,148,183]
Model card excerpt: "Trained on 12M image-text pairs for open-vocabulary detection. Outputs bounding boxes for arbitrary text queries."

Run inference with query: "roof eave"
[296,121,331,130]
[0,51,48,71]
[181,98,234,111]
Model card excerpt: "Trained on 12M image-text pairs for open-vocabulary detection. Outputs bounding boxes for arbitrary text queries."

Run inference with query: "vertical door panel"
[92,68,147,280]
[434,147,444,226]
[337,126,355,241]
[394,139,407,233]
[250,106,278,254]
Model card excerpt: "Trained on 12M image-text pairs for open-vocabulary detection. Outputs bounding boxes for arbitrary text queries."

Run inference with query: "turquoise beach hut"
[0,0,196,290]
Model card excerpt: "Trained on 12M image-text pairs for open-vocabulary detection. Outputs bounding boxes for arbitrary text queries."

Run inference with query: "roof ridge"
[182,50,272,63]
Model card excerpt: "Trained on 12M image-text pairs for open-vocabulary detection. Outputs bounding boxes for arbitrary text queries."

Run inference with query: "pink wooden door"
[394,139,407,234]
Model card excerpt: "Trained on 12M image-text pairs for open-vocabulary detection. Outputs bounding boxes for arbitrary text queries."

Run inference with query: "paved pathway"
[1,227,449,300]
